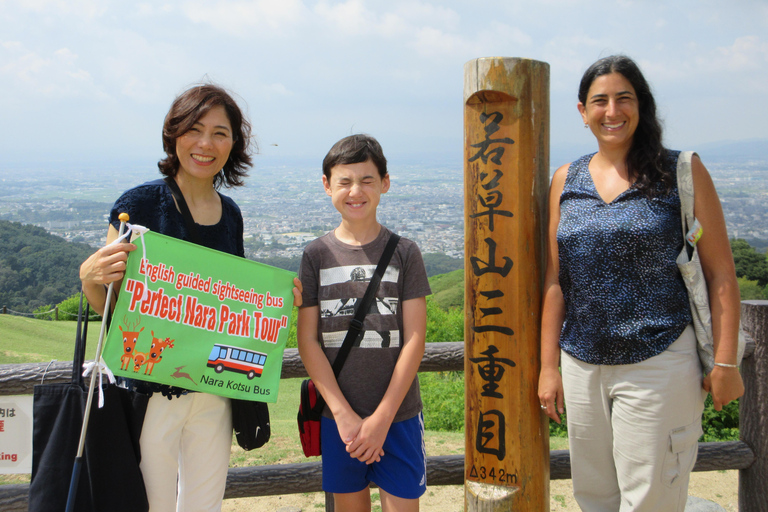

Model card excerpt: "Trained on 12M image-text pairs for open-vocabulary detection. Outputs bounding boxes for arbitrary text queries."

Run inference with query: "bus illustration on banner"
[207,344,267,380]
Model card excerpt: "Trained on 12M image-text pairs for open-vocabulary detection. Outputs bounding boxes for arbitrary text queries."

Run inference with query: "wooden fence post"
[463,57,550,511]
[739,300,768,512]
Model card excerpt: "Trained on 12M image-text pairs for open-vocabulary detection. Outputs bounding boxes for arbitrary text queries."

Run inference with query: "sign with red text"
[102,231,295,403]
[0,396,33,474]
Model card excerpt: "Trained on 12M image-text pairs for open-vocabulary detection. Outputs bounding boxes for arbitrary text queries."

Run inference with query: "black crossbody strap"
[331,232,401,377]
[164,176,202,244]
[311,232,401,415]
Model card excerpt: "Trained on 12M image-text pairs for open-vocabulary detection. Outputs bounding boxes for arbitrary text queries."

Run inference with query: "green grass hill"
[428,268,464,310]
[0,314,97,364]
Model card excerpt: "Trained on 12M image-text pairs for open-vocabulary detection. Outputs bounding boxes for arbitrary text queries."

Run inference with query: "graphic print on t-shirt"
[319,264,400,348]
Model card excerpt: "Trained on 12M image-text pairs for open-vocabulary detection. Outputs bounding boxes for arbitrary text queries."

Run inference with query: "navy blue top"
[109,178,244,397]
[109,178,244,257]
[557,151,692,365]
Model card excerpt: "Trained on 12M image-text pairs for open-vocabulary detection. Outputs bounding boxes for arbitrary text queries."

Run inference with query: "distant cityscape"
[1,158,766,257]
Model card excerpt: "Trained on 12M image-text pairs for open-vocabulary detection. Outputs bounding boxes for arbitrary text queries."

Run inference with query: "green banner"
[103,230,294,403]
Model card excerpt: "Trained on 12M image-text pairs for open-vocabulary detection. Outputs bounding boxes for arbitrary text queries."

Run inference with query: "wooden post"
[463,57,550,511]
[55,306,59,321]
[739,300,768,512]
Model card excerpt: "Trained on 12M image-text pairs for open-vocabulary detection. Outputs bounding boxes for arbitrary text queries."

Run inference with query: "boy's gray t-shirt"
[299,226,431,422]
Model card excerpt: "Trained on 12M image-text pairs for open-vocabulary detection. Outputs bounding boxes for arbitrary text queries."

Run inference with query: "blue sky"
[2,0,767,169]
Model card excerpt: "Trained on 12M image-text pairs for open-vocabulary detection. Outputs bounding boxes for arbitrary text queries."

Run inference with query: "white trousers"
[139,393,232,512]
[561,325,706,512]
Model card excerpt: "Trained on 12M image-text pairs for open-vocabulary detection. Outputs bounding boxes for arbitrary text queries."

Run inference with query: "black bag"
[29,294,150,512]
[231,399,271,450]
[165,176,271,451]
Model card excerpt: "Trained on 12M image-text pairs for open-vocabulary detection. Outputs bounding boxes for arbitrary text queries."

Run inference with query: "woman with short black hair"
[81,83,251,511]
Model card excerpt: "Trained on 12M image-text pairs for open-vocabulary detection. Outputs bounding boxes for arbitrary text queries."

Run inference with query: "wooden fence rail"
[1,301,766,511]
[0,343,465,395]
[0,441,756,511]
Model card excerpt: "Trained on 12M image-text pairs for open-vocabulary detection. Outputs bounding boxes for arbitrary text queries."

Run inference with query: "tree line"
[732,239,768,299]
[2,218,765,315]
[0,219,464,314]
[0,220,95,313]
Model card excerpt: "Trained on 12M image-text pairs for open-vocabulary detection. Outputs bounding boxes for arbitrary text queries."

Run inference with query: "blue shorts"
[321,413,427,499]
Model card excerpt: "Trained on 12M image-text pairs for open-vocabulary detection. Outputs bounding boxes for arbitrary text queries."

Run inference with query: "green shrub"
[421,371,464,432]
[57,293,89,321]
[286,307,298,349]
[549,409,568,438]
[30,292,103,322]
[32,304,55,320]
[736,276,768,300]
[425,296,463,344]
[420,295,465,431]
[700,395,740,442]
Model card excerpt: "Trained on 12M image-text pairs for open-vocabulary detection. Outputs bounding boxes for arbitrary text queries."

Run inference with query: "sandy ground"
[222,469,739,511]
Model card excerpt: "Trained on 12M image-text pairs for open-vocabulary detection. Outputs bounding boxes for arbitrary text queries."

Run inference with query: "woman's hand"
[80,241,136,286]
[703,366,745,411]
[538,366,565,424]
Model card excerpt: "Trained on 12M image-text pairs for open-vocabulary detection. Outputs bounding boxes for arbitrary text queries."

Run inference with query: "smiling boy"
[297,134,430,512]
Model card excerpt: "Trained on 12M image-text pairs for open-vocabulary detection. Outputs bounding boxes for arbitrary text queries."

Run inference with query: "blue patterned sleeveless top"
[557,151,692,365]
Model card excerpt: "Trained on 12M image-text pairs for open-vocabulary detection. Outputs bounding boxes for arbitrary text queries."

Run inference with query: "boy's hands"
[333,409,365,454]
[334,408,389,465]
[345,411,389,464]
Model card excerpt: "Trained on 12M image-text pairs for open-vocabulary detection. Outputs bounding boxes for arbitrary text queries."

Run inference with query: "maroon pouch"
[297,379,322,457]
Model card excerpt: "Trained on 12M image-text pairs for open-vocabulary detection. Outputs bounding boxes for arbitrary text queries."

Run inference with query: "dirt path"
[222,469,738,511]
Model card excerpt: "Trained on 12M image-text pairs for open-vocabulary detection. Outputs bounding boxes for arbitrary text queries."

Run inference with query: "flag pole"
[66,212,130,512]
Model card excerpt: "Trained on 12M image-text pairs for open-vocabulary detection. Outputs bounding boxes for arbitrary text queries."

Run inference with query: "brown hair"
[158,84,253,189]
[579,55,672,196]
[322,134,387,179]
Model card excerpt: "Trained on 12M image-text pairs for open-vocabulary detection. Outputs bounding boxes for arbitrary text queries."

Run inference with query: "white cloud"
[697,36,768,93]
[181,0,309,37]
[97,30,192,103]
[0,41,103,99]
[411,26,466,57]
[709,36,768,72]
[134,3,175,17]
[314,0,374,35]
[312,1,467,56]
[11,0,109,19]
[391,2,460,30]
[1,0,767,162]
[647,35,768,94]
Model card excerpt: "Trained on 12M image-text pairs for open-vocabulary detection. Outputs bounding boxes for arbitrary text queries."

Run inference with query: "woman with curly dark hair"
[538,55,743,511]
[80,84,255,511]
